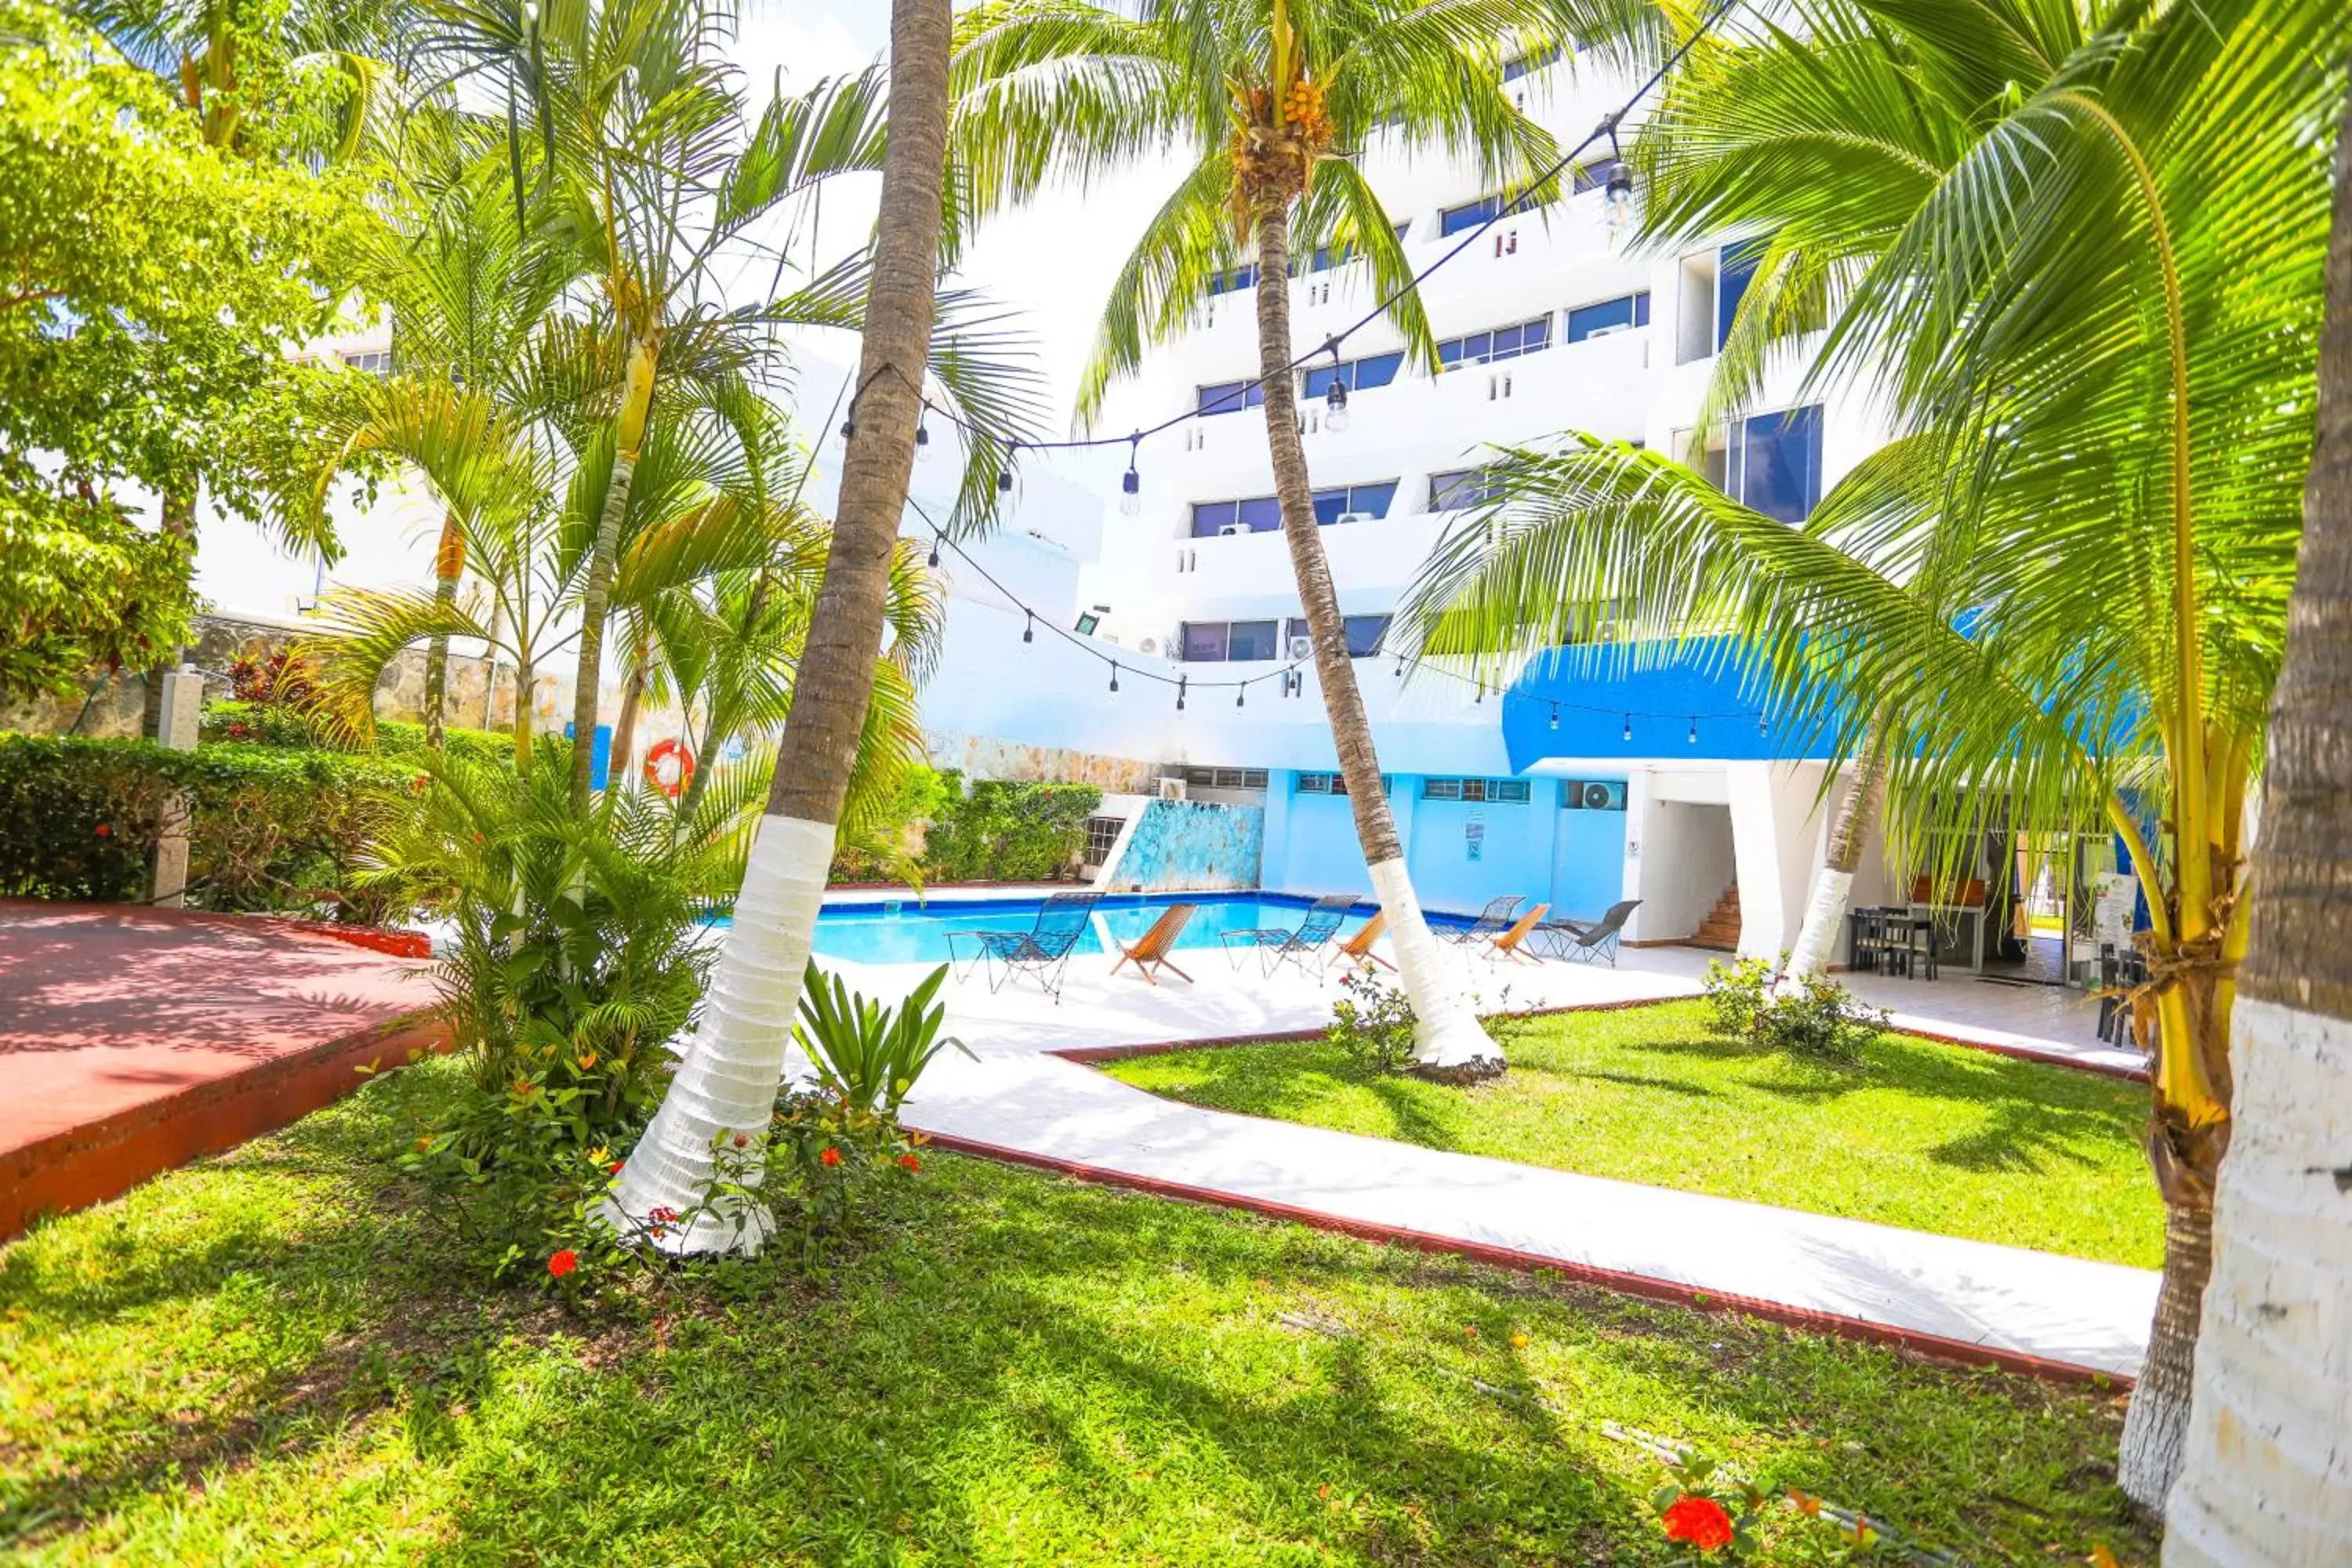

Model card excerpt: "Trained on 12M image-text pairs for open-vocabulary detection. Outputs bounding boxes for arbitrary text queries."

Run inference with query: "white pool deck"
[815,898,2158,1381]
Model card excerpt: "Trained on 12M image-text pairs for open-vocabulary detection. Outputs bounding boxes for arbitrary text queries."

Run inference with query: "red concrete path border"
[1,901,444,1238]
[920,1128,2133,1392]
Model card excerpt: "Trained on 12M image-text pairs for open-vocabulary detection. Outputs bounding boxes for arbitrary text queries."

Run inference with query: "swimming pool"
[808,891,1380,967]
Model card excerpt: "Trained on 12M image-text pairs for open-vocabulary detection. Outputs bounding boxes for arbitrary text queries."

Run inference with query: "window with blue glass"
[1439,194,1506,236]
[1302,350,1404,402]
[1300,221,1412,274]
[1297,771,1393,796]
[1427,466,1501,510]
[1717,238,1768,351]
[1501,44,1562,82]
[1737,406,1823,523]
[1180,619,1280,662]
[1309,481,1399,526]
[1286,615,1392,656]
[1189,495,1285,537]
[1566,292,1650,342]
[1196,379,1267,416]
[1437,315,1551,369]
[1421,776,1532,804]
[1206,263,1258,296]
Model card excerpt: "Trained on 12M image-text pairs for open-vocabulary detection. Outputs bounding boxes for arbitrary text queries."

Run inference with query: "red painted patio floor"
[0,902,438,1237]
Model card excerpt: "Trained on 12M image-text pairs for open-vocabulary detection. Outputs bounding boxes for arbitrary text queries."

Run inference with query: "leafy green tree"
[1401,0,2349,1508]
[945,0,1644,1077]
[0,0,352,699]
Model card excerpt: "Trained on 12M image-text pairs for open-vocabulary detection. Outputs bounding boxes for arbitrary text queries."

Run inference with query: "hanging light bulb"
[1604,160,1635,240]
[1109,662,1120,698]
[926,535,940,568]
[1394,656,1406,679]
[1622,713,1633,742]
[839,414,857,442]
[1687,716,1699,745]
[1321,339,1351,432]
[914,422,931,461]
[1549,702,1560,731]
[1119,434,1143,517]
[1235,683,1247,709]
[1475,680,1485,704]
[997,441,1017,495]
[1022,611,1034,644]
[1175,676,1187,713]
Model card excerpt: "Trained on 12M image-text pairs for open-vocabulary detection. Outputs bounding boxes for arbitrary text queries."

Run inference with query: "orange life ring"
[644,737,695,799]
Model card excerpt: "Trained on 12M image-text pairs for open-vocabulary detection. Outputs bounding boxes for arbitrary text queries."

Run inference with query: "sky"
[724,1,1188,436]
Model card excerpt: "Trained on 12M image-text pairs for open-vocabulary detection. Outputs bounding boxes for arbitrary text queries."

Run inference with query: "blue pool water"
[809,891,1379,967]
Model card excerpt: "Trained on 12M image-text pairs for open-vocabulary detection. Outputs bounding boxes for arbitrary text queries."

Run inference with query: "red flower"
[94,822,112,838]
[819,1145,842,1167]
[607,1160,623,1175]
[1661,1494,1735,1553]
[546,1249,579,1279]
[648,1207,679,1225]
[897,1153,921,1173]
[731,1133,749,1149]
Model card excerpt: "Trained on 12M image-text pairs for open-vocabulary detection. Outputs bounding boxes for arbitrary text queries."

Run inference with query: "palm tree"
[2162,76,2352,1568]
[945,0,1647,1076]
[1401,0,2347,1508]
[608,0,964,1250]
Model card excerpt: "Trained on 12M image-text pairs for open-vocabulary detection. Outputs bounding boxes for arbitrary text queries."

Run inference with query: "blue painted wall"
[1260,771,1629,921]
[1501,638,1838,773]
[1550,806,1628,923]
[1105,799,1264,892]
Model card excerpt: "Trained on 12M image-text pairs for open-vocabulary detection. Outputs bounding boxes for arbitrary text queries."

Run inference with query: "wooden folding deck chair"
[1109,902,1197,985]
[1483,902,1550,964]
[1327,909,1392,971]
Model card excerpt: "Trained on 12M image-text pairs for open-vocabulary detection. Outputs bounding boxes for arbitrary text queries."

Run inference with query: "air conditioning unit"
[1587,322,1632,338]
[1335,511,1375,526]
[1583,780,1628,811]
[1287,635,1312,660]
[1134,635,1160,658]
[1218,523,1250,537]
[1156,776,1189,800]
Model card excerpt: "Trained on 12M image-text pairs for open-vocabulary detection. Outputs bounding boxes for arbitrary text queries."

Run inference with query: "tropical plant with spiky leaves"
[1399,0,2349,1507]
[945,0,1659,1076]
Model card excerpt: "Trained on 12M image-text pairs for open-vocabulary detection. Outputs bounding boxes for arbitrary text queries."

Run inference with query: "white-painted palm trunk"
[1780,867,1855,982]
[1367,857,1501,1073]
[605,813,832,1252]
[2162,996,2352,1565]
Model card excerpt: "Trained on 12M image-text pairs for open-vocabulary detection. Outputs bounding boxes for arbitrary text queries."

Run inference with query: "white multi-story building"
[920,45,1904,960]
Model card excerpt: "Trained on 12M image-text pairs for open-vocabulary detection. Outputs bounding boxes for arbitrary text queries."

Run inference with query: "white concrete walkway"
[818,936,2157,1381]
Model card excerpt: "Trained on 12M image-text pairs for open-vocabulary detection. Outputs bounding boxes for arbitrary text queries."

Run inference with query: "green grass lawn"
[0,1061,2154,1566]
[1103,1000,2164,1269]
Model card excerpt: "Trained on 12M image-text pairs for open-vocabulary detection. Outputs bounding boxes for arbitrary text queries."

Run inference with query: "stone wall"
[1101,798,1265,893]
[927,728,1166,794]
[0,613,568,740]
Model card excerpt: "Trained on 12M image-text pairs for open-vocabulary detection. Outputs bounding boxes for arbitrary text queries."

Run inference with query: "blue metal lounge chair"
[1439,895,1523,946]
[945,891,1104,1001]
[1221,895,1358,979]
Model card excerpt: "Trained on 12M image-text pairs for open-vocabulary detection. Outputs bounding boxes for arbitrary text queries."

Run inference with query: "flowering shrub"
[1704,957,1888,1065]
[1650,1452,1764,1563]
[1328,962,1418,1073]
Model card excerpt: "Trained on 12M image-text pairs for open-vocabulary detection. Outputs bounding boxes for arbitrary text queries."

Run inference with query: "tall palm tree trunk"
[1780,726,1888,979]
[608,621,651,796]
[609,0,953,1250]
[570,342,659,807]
[422,512,463,749]
[2161,80,2352,1565]
[1252,201,1501,1078]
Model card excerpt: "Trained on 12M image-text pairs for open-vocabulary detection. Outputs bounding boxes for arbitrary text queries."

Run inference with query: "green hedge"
[919,771,1102,883]
[0,731,422,920]
[202,700,515,769]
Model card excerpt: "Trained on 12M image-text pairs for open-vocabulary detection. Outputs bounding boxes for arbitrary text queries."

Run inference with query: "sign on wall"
[1465,810,1486,862]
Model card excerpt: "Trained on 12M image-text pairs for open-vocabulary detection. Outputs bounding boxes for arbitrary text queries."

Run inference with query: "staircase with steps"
[1689,884,1741,952]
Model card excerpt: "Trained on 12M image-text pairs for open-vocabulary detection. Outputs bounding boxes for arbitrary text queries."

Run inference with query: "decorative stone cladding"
[1101,798,1265,893]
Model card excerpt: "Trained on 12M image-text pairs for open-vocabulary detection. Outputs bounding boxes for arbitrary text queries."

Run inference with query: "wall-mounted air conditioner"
[1218,523,1250,537]
[1586,322,1632,339]
[1134,635,1160,658]
[1583,781,1628,811]
[1335,511,1375,526]
[1287,635,1312,660]
[1157,777,1189,800]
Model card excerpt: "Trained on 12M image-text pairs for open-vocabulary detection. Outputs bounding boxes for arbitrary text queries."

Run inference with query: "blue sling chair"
[946,891,1105,1002]
[1220,894,1358,979]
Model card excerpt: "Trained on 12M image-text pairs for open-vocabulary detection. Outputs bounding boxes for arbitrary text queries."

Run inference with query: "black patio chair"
[944,891,1104,1002]
[1438,895,1523,946]
[1530,898,1641,965]
[1221,895,1357,979]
